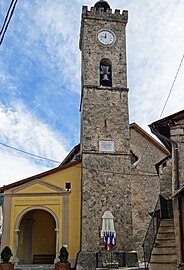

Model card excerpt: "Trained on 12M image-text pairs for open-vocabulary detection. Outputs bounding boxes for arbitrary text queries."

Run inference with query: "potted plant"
[55,246,70,270]
[0,246,14,270]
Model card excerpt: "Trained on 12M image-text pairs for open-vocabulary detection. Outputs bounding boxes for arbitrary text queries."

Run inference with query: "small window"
[100,58,112,87]
[65,183,71,192]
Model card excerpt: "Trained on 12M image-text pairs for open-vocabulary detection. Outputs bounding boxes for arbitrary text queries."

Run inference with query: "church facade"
[0,1,170,269]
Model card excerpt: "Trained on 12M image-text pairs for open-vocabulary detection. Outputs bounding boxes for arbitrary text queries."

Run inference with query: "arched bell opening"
[100,58,112,87]
[17,209,56,264]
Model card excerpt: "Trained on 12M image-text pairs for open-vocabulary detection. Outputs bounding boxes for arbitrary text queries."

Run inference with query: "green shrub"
[58,246,68,263]
[1,246,13,263]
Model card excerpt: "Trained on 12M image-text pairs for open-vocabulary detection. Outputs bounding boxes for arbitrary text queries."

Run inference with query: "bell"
[102,73,110,81]
[100,65,111,86]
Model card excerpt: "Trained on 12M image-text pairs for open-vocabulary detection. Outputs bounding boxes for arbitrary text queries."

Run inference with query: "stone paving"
[15,263,145,270]
[97,263,145,270]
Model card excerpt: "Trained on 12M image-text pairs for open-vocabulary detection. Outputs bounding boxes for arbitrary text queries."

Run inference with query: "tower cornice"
[82,6,128,22]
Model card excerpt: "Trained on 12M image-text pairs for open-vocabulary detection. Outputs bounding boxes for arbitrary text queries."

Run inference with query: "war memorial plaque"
[99,140,115,152]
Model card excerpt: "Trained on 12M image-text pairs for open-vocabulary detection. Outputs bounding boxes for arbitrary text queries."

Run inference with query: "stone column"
[14,229,20,265]
[24,215,34,264]
[62,194,69,247]
[55,228,59,263]
[1,194,12,248]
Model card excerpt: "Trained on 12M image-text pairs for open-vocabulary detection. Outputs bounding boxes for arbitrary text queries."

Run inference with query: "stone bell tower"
[77,1,136,268]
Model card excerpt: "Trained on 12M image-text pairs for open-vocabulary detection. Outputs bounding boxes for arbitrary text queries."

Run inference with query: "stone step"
[152,246,176,255]
[159,226,174,233]
[151,253,177,262]
[150,261,177,270]
[157,232,175,240]
[149,219,177,270]
[160,219,174,226]
[155,239,176,246]
[155,239,176,247]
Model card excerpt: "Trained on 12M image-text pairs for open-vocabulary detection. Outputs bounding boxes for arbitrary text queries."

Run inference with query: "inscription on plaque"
[99,140,115,152]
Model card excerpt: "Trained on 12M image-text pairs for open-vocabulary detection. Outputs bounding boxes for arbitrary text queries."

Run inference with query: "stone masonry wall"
[170,120,184,186]
[170,119,184,265]
[159,158,172,198]
[81,87,129,154]
[81,86,133,251]
[81,153,133,251]
[130,126,168,260]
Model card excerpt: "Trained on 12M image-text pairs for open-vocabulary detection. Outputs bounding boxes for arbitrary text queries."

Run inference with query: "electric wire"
[74,164,158,177]
[0,141,158,177]
[159,54,184,118]
[0,0,15,35]
[0,142,61,164]
[0,0,19,45]
[134,54,184,165]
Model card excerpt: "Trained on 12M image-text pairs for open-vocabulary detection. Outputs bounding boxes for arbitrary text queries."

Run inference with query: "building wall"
[130,126,168,260]
[170,119,184,186]
[1,164,81,266]
[158,158,172,198]
[170,119,184,265]
[1,126,170,264]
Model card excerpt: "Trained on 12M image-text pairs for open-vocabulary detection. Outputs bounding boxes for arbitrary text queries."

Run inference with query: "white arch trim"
[14,205,59,231]
[13,205,59,265]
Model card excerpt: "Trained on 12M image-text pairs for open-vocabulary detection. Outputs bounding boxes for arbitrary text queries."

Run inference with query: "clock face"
[97,30,115,45]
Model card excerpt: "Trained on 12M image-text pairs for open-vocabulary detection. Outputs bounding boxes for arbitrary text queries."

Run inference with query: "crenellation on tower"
[81,7,128,22]
[82,5,88,13]
[114,9,121,15]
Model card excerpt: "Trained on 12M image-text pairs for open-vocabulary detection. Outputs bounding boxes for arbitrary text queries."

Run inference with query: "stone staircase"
[15,265,54,270]
[149,218,177,270]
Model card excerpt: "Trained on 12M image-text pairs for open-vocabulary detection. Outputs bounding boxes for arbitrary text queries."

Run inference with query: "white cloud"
[0,151,49,186]
[15,0,81,93]
[0,102,68,185]
[0,0,184,184]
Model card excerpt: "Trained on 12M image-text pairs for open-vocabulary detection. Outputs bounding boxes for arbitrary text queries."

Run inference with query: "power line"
[0,0,19,46]
[0,142,61,164]
[75,164,158,177]
[159,54,184,118]
[136,54,184,164]
[0,140,158,176]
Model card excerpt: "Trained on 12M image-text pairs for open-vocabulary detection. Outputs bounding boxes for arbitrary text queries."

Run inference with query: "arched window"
[100,58,112,87]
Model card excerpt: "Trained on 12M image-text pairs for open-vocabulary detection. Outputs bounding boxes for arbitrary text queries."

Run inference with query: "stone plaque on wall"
[99,140,115,152]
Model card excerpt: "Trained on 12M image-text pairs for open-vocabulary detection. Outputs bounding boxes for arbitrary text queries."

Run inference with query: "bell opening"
[100,59,112,87]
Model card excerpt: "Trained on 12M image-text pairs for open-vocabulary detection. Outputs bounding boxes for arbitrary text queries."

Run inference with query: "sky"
[0,0,183,186]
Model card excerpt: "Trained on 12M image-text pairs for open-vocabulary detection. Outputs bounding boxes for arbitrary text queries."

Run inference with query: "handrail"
[142,195,173,269]
[142,196,161,269]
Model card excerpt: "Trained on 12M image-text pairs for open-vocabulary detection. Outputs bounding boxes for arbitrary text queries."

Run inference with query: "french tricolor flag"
[104,232,115,250]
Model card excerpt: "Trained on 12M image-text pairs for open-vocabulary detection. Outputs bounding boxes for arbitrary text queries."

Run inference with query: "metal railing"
[142,195,173,269]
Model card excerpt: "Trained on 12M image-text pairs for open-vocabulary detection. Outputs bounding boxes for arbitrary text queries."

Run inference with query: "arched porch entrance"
[14,206,59,265]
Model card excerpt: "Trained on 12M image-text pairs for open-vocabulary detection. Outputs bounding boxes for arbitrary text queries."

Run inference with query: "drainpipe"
[149,124,180,190]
